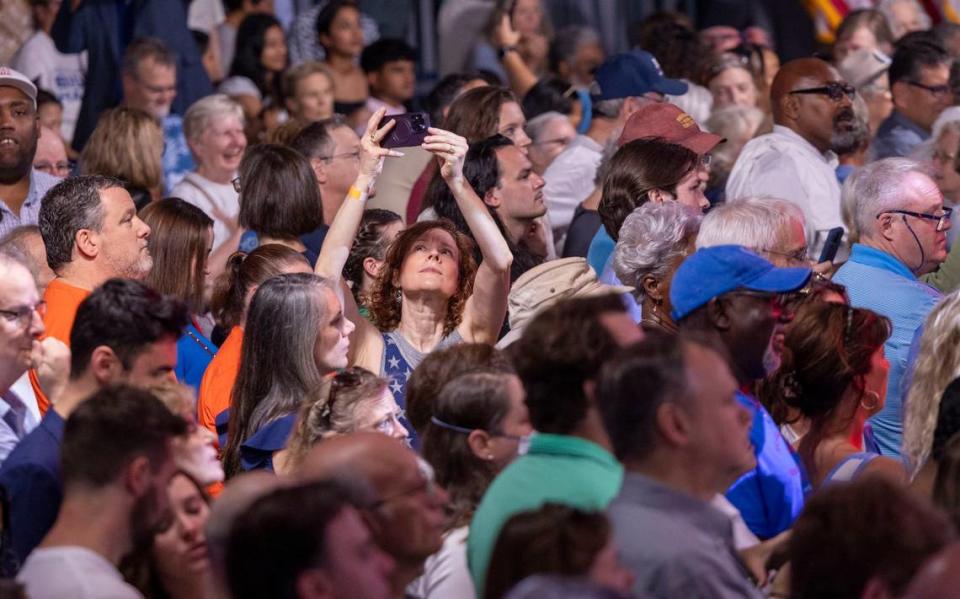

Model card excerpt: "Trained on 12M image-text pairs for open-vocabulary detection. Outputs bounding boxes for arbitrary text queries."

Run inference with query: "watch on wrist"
[497,45,518,60]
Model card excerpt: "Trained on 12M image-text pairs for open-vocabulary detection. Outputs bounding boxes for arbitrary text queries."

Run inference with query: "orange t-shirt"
[30,279,91,414]
[198,326,244,437]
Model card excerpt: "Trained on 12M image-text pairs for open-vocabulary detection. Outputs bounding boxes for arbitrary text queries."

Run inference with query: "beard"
[0,136,38,185]
[829,107,863,155]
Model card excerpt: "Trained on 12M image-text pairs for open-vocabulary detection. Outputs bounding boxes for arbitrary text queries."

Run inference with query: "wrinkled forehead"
[412,227,459,252]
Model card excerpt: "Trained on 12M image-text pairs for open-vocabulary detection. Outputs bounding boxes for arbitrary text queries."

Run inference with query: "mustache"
[833,108,856,125]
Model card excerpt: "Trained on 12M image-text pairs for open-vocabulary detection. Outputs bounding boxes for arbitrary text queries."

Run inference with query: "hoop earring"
[860,390,880,411]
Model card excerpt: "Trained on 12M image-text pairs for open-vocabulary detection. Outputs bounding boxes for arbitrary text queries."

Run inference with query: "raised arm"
[422,128,513,344]
[316,108,400,281]
[493,14,539,99]
[316,108,401,370]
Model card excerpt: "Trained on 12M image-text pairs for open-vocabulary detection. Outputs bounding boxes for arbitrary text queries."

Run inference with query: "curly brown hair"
[368,219,478,337]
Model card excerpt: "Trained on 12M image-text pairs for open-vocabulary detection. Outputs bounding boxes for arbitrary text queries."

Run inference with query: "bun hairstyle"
[210,244,310,330]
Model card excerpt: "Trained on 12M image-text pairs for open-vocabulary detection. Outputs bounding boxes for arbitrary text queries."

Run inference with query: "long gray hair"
[223,272,338,477]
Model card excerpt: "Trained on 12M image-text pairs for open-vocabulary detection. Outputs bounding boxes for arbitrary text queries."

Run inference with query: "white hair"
[524,111,569,143]
[613,202,701,303]
[842,157,929,240]
[878,0,931,38]
[705,105,765,180]
[696,197,806,253]
[183,94,245,142]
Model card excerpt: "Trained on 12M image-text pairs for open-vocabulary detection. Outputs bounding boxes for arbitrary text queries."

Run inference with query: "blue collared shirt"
[833,243,942,456]
[0,409,65,566]
[162,114,195,194]
[872,110,930,160]
[725,391,807,540]
[0,170,60,240]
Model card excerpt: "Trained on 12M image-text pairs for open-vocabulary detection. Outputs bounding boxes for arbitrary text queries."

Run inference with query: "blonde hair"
[147,380,196,418]
[903,290,960,477]
[283,367,388,472]
[80,106,163,193]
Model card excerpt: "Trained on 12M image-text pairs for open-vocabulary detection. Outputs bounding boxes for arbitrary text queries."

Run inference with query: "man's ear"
[483,187,502,209]
[311,158,329,185]
[780,94,802,122]
[707,297,732,331]
[655,402,689,448]
[123,455,152,498]
[875,213,897,241]
[75,228,99,261]
[647,188,671,204]
[367,71,381,93]
[296,569,333,599]
[89,345,123,385]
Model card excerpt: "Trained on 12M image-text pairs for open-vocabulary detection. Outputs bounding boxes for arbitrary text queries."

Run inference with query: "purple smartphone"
[380,112,431,148]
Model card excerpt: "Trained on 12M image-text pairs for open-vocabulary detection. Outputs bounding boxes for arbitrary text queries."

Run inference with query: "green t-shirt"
[466,433,624,596]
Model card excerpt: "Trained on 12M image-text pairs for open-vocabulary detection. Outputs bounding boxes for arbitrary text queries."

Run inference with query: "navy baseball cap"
[670,245,812,322]
[592,50,688,101]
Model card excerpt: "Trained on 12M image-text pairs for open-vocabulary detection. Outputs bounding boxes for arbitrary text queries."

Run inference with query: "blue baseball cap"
[592,50,688,101]
[670,245,812,322]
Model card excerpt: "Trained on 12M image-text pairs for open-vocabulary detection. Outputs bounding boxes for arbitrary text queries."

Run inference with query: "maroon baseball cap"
[617,103,723,154]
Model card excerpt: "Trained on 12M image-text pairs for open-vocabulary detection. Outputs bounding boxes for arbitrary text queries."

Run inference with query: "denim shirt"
[833,244,942,456]
[871,110,929,160]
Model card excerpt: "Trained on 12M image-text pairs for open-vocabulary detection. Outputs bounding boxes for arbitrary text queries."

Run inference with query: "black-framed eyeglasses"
[0,300,46,328]
[906,80,951,97]
[317,150,360,164]
[788,82,856,102]
[876,206,953,232]
[231,176,241,193]
[722,289,796,317]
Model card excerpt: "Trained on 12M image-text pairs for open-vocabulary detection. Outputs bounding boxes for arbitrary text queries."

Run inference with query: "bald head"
[298,432,417,496]
[33,127,68,178]
[903,543,960,599]
[769,57,857,154]
[771,58,838,122]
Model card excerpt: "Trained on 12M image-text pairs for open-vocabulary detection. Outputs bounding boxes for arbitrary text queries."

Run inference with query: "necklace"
[186,328,215,357]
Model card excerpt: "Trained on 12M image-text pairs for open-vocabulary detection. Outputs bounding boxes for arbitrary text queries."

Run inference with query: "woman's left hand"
[358,108,403,184]
[422,127,469,188]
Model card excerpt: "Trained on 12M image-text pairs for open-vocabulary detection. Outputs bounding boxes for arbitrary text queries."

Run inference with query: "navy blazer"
[0,410,66,569]
[51,0,213,151]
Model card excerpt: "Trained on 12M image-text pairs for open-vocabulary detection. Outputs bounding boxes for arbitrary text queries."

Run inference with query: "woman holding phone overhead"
[316,107,513,413]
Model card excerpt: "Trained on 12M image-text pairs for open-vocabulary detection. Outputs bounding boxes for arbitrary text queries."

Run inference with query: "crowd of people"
[8,0,960,598]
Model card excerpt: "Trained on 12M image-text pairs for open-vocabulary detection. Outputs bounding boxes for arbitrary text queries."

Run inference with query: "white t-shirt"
[171,172,240,255]
[542,135,604,243]
[408,526,476,598]
[18,546,144,599]
[12,31,86,143]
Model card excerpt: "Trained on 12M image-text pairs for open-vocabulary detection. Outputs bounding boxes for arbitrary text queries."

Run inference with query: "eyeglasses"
[724,289,797,317]
[789,82,856,102]
[906,80,952,98]
[33,160,72,177]
[759,246,808,266]
[317,150,360,164]
[0,300,46,328]
[699,154,713,168]
[876,206,953,232]
[231,176,241,193]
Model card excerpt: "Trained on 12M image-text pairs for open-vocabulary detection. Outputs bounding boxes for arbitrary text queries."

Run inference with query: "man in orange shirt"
[31,175,153,411]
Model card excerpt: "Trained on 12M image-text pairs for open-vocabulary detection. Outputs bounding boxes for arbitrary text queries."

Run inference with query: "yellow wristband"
[347,185,364,201]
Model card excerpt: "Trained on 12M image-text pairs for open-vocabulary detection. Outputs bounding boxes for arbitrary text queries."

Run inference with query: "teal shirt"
[467,433,624,596]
